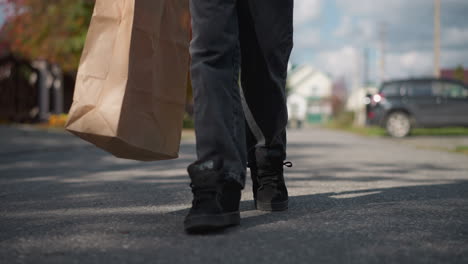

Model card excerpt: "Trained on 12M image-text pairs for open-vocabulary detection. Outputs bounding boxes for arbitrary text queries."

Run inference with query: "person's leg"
[189,0,246,187]
[185,0,246,233]
[238,0,294,210]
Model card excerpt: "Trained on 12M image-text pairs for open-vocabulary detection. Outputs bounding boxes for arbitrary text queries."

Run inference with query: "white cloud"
[294,28,321,48]
[334,0,424,19]
[334,0,468,51]
[291,0,468,84]
[386,51,433,79]
[334,16,376,42]
[334,16,353,37]
[375,47,468,80]
[294,0,322,26]
[315,46,363,86]
[314,46,467,86]
[444,27,468,47]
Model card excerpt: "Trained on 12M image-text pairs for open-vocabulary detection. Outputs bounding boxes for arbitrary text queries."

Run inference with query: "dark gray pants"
[189,0,293,187]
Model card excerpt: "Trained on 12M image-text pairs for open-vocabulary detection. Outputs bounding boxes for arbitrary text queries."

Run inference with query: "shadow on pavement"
[2,169,468,263]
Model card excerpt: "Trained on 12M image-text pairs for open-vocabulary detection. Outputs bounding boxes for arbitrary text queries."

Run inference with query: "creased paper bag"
[65,0,190,161]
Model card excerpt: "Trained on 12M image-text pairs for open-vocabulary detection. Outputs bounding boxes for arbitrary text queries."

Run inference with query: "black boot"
[184,160,241,233]
[251,147,291,211]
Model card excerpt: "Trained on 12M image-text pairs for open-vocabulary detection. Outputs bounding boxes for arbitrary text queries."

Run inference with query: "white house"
[286,93,307,128]
[287,65,333,124]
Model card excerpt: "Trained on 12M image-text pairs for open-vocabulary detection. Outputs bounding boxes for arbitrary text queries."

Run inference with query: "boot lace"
[258,161,293,187]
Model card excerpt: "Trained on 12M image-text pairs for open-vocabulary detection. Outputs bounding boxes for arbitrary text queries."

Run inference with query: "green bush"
[329,111,355,128]
[183,113,194,129]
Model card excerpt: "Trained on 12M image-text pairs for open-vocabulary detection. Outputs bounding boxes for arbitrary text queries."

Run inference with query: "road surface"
[1,125,467,263]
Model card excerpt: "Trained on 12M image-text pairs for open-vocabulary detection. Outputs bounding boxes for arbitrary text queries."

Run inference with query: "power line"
[434,0,441,78]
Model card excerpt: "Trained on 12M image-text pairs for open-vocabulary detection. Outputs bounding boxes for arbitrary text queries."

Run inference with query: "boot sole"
[255,199,288,211]
[184,211,240,233]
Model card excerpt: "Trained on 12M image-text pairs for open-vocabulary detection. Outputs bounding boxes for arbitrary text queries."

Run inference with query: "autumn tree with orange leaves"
[0,0,94,72]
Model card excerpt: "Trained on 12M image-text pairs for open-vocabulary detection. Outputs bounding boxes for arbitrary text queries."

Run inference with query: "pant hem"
[224,171,246,188]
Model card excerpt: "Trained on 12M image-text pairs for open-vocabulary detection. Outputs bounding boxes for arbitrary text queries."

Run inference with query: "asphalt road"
[1,125,468,264]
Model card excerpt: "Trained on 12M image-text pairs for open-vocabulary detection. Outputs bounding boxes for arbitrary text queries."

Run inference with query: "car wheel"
[385,112,411,138]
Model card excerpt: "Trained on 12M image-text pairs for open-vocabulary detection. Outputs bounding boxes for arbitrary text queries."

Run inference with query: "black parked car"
[367,78,468,137]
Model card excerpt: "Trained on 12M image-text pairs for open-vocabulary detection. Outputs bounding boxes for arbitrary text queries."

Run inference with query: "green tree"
[1,0,94,72]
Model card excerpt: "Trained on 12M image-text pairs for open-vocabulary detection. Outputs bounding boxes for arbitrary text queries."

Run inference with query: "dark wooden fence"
[0,55,76,123]
[0,55,39,122]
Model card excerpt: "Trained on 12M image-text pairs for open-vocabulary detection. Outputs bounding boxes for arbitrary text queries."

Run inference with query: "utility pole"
[363,48,370,86]
[379,23,387,84]
[434,0,441,78]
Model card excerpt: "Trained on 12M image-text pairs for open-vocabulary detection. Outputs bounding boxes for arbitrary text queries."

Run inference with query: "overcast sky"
[292,0,468,86]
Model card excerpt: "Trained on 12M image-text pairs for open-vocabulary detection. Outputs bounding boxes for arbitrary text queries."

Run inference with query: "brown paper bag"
[65,0,190,161]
